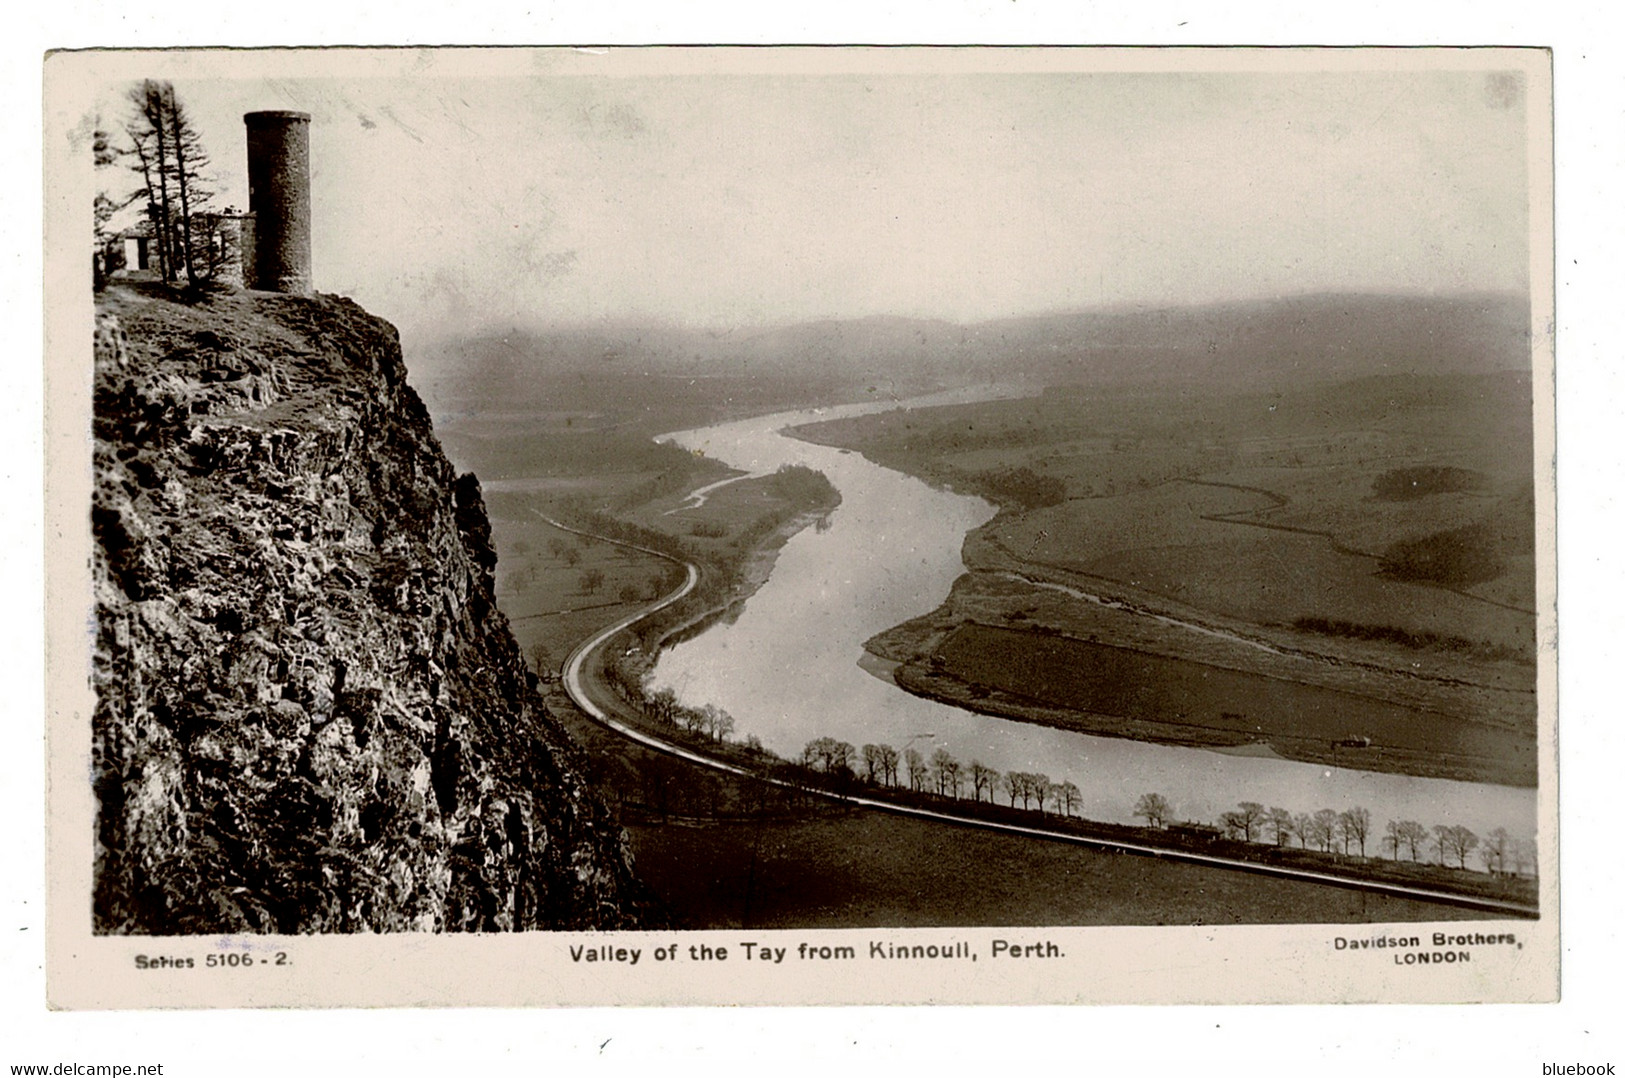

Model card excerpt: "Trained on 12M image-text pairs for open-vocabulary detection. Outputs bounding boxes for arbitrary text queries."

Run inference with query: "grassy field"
[483,465,840,685]
[795,374,1535,644]
[575,623,1536,914]
[987,502,1532,654]
[627,810,1504,929]
[935,623,1516,758]
[484,493,679,678]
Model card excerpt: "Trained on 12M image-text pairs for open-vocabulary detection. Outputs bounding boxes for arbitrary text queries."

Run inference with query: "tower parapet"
[243,110,312,294]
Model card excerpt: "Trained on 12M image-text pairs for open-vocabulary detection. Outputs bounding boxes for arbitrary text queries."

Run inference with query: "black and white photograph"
[42,44,1558,1011]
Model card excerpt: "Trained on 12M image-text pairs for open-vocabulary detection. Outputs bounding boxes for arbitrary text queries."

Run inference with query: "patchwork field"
[983,483,1530,656]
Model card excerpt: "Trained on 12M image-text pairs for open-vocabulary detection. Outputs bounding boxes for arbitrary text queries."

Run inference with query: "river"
[646,391,1537,846]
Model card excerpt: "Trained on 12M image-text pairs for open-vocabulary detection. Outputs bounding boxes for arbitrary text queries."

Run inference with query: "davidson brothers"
[1333,930,1521,965]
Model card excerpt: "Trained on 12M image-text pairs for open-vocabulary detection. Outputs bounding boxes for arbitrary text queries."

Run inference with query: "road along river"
[644,393,1539,849]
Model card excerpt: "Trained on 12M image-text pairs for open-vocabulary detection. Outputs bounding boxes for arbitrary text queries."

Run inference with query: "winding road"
[546,515,1539,920]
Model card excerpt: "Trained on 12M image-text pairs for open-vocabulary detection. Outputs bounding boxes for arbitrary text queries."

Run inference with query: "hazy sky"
[96,51,1536,344]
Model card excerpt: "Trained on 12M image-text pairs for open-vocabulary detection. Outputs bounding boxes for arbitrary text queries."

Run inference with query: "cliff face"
[90,285,646,934]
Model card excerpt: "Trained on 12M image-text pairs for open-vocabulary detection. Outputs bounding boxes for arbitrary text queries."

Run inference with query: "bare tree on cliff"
[125,80,216,286]
[123,109,169,279]
[92,127,129,286]
[165,89,213,284]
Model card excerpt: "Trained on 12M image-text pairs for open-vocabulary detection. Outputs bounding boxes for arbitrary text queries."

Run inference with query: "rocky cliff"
[90,284,647,934]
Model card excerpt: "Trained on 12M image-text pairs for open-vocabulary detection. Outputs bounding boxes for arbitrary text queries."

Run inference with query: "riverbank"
[642,399,1533,847]
[569,491,842,665]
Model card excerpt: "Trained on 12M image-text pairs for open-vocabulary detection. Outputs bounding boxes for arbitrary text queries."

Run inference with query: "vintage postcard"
[43,45,1556,1008]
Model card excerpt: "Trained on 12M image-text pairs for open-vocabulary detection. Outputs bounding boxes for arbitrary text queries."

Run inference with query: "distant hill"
[422,291,1532,408]
[970,292,1532,387]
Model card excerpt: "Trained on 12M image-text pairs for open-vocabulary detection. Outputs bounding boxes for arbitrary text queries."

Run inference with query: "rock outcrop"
[91,284,647,934]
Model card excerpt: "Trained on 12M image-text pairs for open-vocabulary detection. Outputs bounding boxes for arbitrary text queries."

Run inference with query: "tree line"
[1290,615,1527,665]
[798,737,1084,815]
[1134,793,1534,876]
[948,464,1068,511]
[794,743,1531,876]
[602,655,1089,818]
[790,734,1086,818]
[602,651,740,745]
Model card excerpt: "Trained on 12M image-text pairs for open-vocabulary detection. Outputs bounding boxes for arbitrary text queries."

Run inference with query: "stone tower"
[243,110,312,294]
